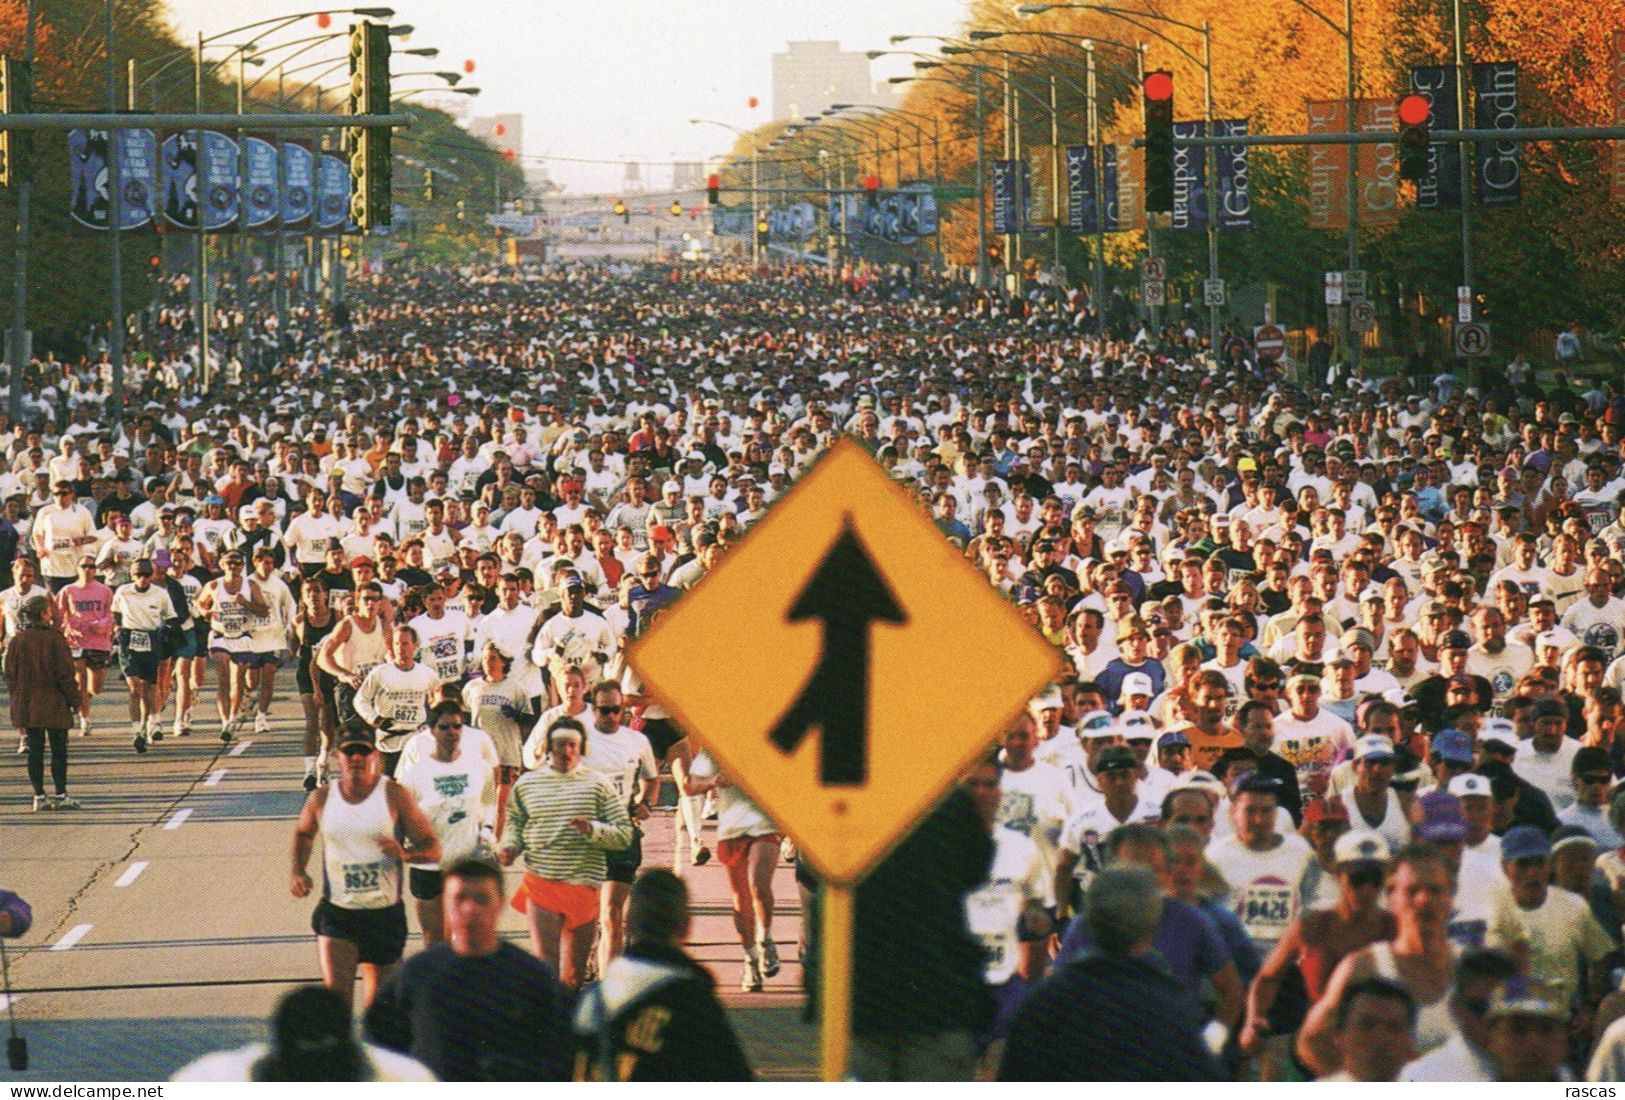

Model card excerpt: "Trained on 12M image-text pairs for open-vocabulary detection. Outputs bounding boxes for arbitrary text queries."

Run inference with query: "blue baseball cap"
[1501,825,1552,862]
[1430,728,1475,765]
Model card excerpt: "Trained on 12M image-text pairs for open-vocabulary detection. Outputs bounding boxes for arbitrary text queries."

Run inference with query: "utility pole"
[8,0,34,424]
[106,0,124,425]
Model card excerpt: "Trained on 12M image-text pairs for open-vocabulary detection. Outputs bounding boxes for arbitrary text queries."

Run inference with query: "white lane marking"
[50,923,92,951]
[204,768,227,787]
[163,808,192,830]
[228,739,251,757]
[114,861,149,887]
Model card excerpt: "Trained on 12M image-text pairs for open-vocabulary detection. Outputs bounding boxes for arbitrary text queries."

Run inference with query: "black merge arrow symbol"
[767,519,906,785]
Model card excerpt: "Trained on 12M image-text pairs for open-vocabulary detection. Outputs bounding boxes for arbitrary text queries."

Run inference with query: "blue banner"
[1473,62,1520,207]
[992,159,1019,235]
[1171,120,1206,231]
[69,128,156,230]
[198,131,239,230]
[1215,119,1252,230]
[768,202,818,243]
[1103,145,1122,231]
[1410,65,1461,209]
[280,140,314,227]
[847,185,936,244]
[1065,145,1097,233]
[242,137,280,229]
[314,151,349,233]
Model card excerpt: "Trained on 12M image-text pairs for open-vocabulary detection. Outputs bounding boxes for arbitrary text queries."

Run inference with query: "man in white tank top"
[195,552,271,739]
[291,726,441,1010]
[1297,845,1460,1076]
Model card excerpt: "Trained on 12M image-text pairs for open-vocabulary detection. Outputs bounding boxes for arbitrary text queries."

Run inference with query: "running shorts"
[311,899,407,965]
[510,873,598,930]
[717,832,782,871]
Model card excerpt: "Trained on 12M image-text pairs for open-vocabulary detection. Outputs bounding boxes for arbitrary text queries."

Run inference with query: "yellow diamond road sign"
[630,438,1059,885]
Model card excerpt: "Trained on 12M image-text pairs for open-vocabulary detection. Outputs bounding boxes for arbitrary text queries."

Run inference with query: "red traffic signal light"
[1144,70,1174,102]
[1143,71,1175,212]
[148,255,160,269]
[1397,93,1430,127]
[863,175,880,192]
[707,173,720,205]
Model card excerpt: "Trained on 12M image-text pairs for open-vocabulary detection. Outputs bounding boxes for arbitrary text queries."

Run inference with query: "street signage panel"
[1254,322,1286,360]
[1143,280,1166,307]
[1455,322,1491,357]
[631,439,1058,886]
[1203,278,1226,306]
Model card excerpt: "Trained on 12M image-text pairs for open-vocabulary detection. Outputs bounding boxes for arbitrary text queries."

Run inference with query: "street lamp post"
[893,71,990,289]
[690,118,760,264]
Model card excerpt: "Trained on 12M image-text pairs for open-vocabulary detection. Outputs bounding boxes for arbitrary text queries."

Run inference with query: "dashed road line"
[113,862,148,888]
[204,769,227,787]
[163,808,192,830]
[228,739,251,757]
[50,923,93,951]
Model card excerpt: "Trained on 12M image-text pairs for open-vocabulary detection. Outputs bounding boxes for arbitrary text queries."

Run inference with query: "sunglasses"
[594,704,623,713]
[1579,773,1613,786]
[339,744,375,757]
[1345,865,1385,888]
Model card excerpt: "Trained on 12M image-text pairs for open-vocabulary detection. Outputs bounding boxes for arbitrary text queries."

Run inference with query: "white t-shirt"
[1207,831,1316,953]
[409,610,472,686]
[965,827,1047,986]
[1514,737,1581,810]
[995,761,1074,910]
[689,751,776,840]
[1271,710,1355,794]
[582,726,657,809]
[396,749,496,869]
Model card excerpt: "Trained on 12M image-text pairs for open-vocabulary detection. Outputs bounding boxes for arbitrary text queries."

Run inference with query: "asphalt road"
[0,688,814,1081]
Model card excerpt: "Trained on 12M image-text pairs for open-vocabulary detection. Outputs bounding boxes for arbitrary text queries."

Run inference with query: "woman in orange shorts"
[498,716,633,988]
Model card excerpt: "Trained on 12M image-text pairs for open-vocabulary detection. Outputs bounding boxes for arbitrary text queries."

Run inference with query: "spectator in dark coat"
[5,595,81,811]
[999,866,1225,1081]
[573,868,752,1081]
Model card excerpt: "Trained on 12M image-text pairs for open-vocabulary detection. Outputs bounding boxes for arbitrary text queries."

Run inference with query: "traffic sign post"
[1455,321,1491,357]
[631,439,1058,1080]
[1457,285,1473,324]
[1350,299,1376,333]
[1254,322,1285,361]
[1140,256,1166,281]
[1143,281,1165,308]
[1323,271,1343,306]
[1203,278,1225,307]
[1343,269,1366,300]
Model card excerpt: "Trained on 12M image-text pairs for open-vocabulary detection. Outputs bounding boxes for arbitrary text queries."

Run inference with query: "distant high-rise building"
[772,41,895,122]
[672,162,704,191]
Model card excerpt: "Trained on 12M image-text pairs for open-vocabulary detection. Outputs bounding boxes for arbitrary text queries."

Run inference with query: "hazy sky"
[162,0,971,194]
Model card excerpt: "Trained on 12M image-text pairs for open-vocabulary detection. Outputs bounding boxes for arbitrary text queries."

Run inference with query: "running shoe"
[740,951,763,993]
[781,836,798,864]
[14,733,24,755]
[149,718,164,743]
[255,712,270,735]
[32,794,52,812]
[133,728,148,754]
[176,713,193,737]
[692,844,712,866]
[78,715,92,737]
[760,939,780,978]
[53,794,81,810]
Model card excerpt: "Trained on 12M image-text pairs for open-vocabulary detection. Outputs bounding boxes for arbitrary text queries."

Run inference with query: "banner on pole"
[1170,120,1206,231]
[1355,97,1400,228]
[1065,145,1097,234]
[1306,99,1348,230]
[241,136,280,230]
[992,159,1019,235]
[1612,33,1625,206]
[280,140,314,228]
[1410,65,1461,208]
[1214,119,1251,230]
[1473,62,1520,207]
[1110,142,1142,232]
[314,151,349,233]
[1025,145,1057,228]
[69,128,156,230]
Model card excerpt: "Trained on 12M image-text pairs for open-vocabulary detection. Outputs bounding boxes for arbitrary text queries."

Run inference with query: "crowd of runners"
[6,259,1625,1079]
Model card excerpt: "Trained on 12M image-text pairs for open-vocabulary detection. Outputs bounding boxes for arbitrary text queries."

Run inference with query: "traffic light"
[1397,93,1431,184]
[346,21,392,230]
[0,58,33,188]
[756,218,769,246]
[707,174,720,204]
[422,169,434,202]
[670,200,682,217]
[863,174,880,192]
[455,199,466,221]
[614,199,628,223]
[1143,70,1174,213]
